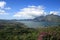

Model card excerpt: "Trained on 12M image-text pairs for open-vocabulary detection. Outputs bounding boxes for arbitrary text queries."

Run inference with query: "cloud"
[0,9,8,15]
[4,7,11,10]
[50,11,59,15]
[0,1,6,8]
[13,5,46,19]
[0,1,11,15]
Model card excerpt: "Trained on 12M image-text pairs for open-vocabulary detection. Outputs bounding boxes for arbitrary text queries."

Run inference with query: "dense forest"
[0,20,60,40]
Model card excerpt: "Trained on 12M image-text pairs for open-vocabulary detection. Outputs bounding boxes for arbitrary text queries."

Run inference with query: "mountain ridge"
[34,14,60,22]
[0,14,60,22]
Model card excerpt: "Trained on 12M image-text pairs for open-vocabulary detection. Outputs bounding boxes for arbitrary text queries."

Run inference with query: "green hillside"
[0,20,60,40]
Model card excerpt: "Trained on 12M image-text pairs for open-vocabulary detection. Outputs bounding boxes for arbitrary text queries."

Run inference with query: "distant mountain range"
[0,14,60,22]
[8,14,60,22]
[34,14,60,22]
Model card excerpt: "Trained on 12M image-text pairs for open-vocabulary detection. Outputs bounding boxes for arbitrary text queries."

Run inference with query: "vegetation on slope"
[0,21,60,40]
[0,21,38,40]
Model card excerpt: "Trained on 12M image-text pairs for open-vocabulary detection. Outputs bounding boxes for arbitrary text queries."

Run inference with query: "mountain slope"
[34,14,60,22]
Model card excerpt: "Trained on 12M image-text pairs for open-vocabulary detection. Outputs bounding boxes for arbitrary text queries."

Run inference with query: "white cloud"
[50,11,59,15]
[0,9,8,15]
[5,7,11,10]
[0,1,11,15]
[0,1,6,8]
[13,5,46,19]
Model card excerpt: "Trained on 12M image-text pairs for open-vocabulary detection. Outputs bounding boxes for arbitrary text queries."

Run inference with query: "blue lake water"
[17,21,60,28]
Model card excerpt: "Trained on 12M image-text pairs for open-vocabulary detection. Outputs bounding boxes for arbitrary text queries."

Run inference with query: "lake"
[17,21,60,28]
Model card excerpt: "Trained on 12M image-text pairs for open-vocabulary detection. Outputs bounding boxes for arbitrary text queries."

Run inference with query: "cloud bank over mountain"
[13,5,60,19]
[50,11,59,15]
[0,1,60,19]
[13,6,46,19]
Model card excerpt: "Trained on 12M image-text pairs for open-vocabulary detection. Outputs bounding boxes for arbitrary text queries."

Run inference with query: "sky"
[0,0,60,19]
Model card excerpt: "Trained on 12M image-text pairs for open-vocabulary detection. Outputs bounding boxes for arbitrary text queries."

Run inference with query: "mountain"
[34,14,60,22]
[33,16,45,21]
[19,19,33,21]
[0,14,60,22]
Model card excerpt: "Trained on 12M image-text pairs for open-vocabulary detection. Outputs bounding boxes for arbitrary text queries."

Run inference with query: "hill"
[34,14,60,22]
[0,19,60,40]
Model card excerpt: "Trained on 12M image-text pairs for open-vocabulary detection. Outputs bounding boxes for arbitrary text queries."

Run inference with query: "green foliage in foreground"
[37,26,60,40]
[0,22,38,40]
[0,22,60,40]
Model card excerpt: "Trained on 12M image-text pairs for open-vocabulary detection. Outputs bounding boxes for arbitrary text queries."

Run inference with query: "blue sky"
[0,0,60,19]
